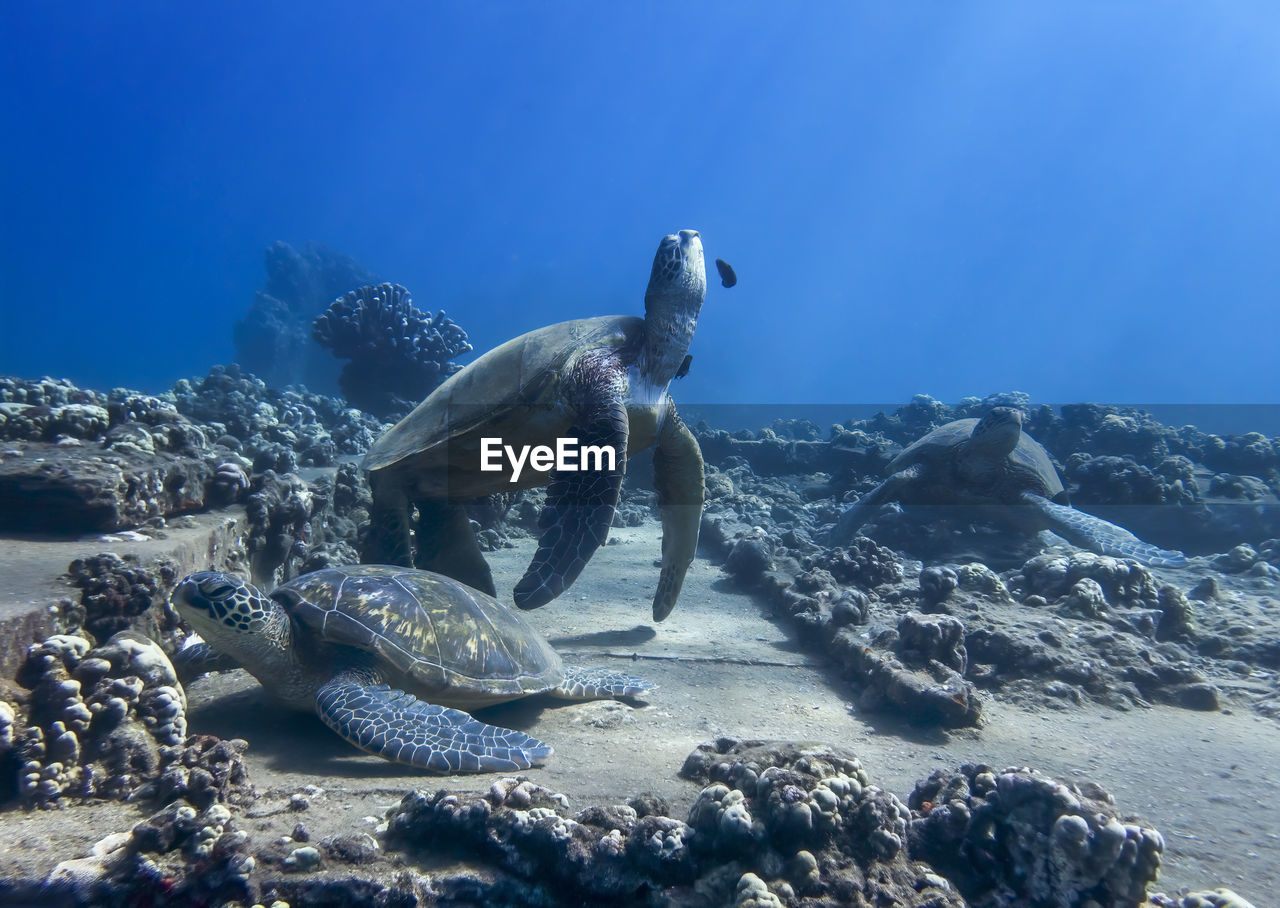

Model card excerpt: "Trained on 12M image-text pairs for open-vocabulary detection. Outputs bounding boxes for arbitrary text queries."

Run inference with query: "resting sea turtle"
[826,407,1187,566]
[172,565,653,772]
[361,230,708,621]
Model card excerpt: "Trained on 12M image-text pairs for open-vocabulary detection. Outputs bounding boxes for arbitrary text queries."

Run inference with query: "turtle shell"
[363,315,642,474]
[273,565,564,706]
[888,417,1066,502]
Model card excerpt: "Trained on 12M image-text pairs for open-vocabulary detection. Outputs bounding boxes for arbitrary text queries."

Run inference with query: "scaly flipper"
[652,401,704,621]
[1028,494,1188,567]
[173,642,240,684]
[825,466,921,546]
[513,366,628,610]
[315,670,551,772]
[362,475,414,567]
[552,666,655,700]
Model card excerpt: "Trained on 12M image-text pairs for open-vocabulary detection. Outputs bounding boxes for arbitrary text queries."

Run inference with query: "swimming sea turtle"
[172,565,653,772]
[826,407,1187,566]
[361,230,708,621]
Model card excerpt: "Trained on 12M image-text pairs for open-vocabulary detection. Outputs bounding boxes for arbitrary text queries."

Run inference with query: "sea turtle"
[826,407,1187,566]
[361,229,708,621]
[172,564,653,772]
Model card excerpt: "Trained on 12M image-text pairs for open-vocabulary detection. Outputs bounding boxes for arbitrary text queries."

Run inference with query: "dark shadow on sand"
[547,624,657,648]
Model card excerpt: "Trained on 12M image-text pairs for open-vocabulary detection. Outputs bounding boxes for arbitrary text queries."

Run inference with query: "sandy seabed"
[0,521,1275,900]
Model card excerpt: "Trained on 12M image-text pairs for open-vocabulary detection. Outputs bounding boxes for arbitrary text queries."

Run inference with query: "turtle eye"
[203,582,235,600]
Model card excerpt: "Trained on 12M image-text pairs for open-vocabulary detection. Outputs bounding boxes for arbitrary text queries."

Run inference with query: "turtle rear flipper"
[652,403,704,620]
[1029,495,1188,567]
[363,476,414,567]
[316,672,552,772]
[553,666,655,700]
[412,498,497,596]
[513,373,628,610]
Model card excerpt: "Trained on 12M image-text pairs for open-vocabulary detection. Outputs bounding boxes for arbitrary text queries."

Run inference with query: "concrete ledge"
[0,507,251,678]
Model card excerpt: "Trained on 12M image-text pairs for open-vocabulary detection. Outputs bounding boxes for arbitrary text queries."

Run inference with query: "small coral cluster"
[382,742,964,906]
[5,631,248,810]
[908,762,1165,907]
[313,282,472,418]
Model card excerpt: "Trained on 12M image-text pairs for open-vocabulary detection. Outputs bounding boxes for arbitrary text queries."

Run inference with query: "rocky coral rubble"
[0,370,383,535]
[907,762,1164,907]
[379,744,964,906]
[4,631,249,810]
[697,401,1280,721]
[0,738,1252,907]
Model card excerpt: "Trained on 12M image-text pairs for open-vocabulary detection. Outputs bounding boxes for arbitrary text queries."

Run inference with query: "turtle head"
[968,407,1024,457]
[173,572,287,655]
[642,229,707,384]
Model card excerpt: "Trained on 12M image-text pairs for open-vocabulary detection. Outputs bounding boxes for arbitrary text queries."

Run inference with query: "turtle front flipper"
[316,670,552,772]
[1028,495,1188,567]
[173,642,240,684]
[652,403,704,621]
[825,468,919,546]
[552,666,655,700]
[513,375,628,610]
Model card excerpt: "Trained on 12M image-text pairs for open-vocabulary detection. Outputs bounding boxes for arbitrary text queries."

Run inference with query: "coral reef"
[312,282,472,418]
[65,553,185,650]
[171,365,384,470]
[234,240,377,392]
[0,370,381,534]
[907,762,1164,907]
[6,630,249,809]
[0,733,1254,906]
[380,742,964,906]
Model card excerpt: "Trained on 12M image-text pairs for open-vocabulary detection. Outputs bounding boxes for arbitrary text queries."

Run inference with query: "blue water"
[3,2,1278,404]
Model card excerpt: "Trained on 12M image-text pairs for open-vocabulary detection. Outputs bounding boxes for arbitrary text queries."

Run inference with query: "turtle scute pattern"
[280,566,559,695]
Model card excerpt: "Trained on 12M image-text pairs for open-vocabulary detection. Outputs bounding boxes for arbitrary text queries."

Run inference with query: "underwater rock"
[907,763,1164,907]
[705,489,980,726]
[695,423,874,478]
[245,470,315,587]
[210,460,251,505]
[830,625,982,728]
[818,537,905,589]
[313,282,472,419]
[234,240,378,392]
[120,799,255,905]
[0,442,218,534]
[919,565,959,607]
[1065,453,1196,507]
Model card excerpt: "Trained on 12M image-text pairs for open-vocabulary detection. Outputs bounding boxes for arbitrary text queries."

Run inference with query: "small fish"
[675,354,692,379]
[714,258,737,288]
